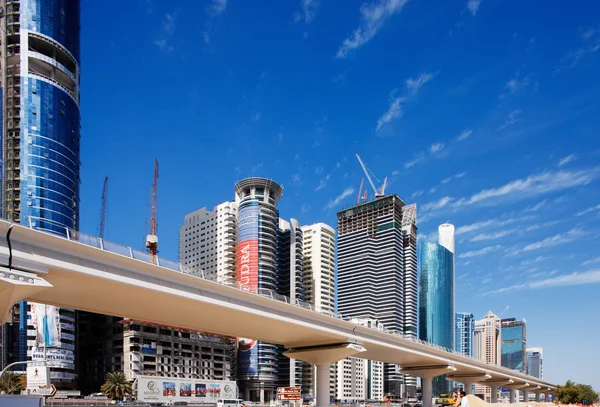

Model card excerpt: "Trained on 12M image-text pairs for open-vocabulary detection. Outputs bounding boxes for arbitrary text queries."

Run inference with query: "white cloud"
[466,0,481,15]
[252,112,262,121]
[411,190,424,198]
[314,166,324,175]
[576,204,600,216]
[455,168,598,207]
[406,73,434,95]
[459,245,502,259]
[251,163,263,172]
[498,109,522,130]
[292,173,301,185]
[521,256,552,266]
[392,170,400,176]
[429,143,445,153]
[525,199,547,212]
[154,10,180,51]
[301,204,311,213]
[471,229,515,242]
[519,228,583,253]
[441,172,467,184]
[376,96,405,132]
[456,216,531,235]
[208,0,227,16]
[336,0,409,59]
[457,129,472,141]
[315,173,332,191]
[294,0,319,23]
[325,187,355,209]
[500,76,531,98]
[558,154,577,167]
[484,269,600,295]
[404,154,424,168]
[421,196,453,212]
[582,257,600,266]
[525,220,560,232]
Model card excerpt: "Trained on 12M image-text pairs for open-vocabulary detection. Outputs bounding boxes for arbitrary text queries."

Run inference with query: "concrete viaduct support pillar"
[463,381,474,395]
[402,366,459,407]
[1,267,53,320]
[490,385,499,403]
[284,343,367,407]
[445,374,491,397]
[534,392,541,402]
[506,384,530,404]
[523,390,529,403]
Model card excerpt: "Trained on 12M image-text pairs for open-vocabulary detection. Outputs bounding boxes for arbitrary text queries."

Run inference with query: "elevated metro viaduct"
[0,221,556,406]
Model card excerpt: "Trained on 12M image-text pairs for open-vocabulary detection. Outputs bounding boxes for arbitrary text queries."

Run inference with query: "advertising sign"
[238,338,259,379]
[26,366,50,391]
[237,202,259,293]
[31,348,75,369]
[277,387,301,400]
[137,376,236,404]
[30,303,61,348]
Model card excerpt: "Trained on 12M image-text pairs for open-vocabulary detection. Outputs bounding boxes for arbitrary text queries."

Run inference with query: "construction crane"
[356,178,364,205]
[99,177,108,239]
[355,154,387,198]
[498,305,510,318]
[146,159,159,263]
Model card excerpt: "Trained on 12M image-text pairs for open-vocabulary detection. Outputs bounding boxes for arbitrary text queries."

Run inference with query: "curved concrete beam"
[0,267,53,320]
[284,343,366,365]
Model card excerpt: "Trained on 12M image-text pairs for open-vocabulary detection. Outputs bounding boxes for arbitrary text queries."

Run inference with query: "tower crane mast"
[355,154,387,198]
[146,159,159,263]
[99,177,108,239]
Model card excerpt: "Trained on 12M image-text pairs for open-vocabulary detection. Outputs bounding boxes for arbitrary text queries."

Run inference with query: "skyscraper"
[473,312,502,402]
[337,195,418,399]
[300,222,336,401]
[455,313,475,356]
[501,318,527,373]
[179,202,238,285]
[0,0,81,388]
[526,347,543,379]
[235,177,284,402]
[419,223,455,397]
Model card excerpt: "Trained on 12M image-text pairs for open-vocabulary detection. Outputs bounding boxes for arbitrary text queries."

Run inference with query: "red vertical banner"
[238,239,258,293]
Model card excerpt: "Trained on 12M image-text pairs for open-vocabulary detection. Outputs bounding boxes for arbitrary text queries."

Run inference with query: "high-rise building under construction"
[337,195,418,399]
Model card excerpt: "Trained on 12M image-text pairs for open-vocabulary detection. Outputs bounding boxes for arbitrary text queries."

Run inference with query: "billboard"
[237,202,259,293]
[30,303,61,348]
[26,366,50,391]
[238,338,258,379]
[136,376,236,404]
[31,348,75,369]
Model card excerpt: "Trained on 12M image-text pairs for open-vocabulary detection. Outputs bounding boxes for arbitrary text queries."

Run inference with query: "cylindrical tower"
[234,177,283,402]
[1,0,82,234]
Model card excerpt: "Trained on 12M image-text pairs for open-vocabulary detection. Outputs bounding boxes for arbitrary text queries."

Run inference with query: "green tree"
[101,371,132,401]
[0,372,26,394]
[556,380,599,404]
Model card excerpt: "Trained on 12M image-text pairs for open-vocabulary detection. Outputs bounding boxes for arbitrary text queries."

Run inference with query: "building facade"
[337,195,417,399]
[300,222,337,400]
[501,318,527,373]
[335,319,384,401]
[179,202,238,285]
[234,177,284,402]
[473,312,502,402]
[419,236,455,397]
[455,313,475,356]
[526,347,543,379]
[78,315,235,395]
[0,0,82,388]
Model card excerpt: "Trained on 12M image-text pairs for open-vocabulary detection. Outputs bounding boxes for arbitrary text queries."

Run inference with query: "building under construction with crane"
[336,155,419,400]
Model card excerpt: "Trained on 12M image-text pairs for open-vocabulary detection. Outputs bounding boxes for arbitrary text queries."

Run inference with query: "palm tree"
[101,371,132,401]
[0,372,26,394]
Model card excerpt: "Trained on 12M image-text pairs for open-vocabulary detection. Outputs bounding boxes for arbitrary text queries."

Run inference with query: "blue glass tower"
[419,241,455,396]
[501,318,527,372]
[455,313,475,356]
[0,0,81,387]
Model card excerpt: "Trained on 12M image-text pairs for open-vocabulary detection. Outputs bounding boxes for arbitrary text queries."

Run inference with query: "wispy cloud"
[558,154,577,167]
[484,269,600,295]
[411,190,424,198]
[471,229,515,242]
[325,187,355,209]
[576,204,600,216]
[498,109,522,130]
[558,28,600,71]
[459,245,502,259]
[429,143,445,153]
[466,0,481,15]
[441,172,467,184]
[582,257,600,266]
[500,76,532,99]
[377,72,434,132]
[456,129,472,141]
[251,163,263,172]
[336,0,409,59]
[294,0,319,24]
[314,166,324,175]
[204,0,228,44]
[421,196,453,212]
[315,174,331,191]
[511,228,583,254]
[154,9,180,51]
[252,112,262,121]
[456,216,531,235]
[525,199,547,212]
[521,256,552,266]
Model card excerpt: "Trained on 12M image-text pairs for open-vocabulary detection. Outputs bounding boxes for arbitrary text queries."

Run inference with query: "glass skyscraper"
[0,0,81,388]
[455,312,475,356]
[526,347,543,379]
[501,318,527,372]
[419,240,455,396]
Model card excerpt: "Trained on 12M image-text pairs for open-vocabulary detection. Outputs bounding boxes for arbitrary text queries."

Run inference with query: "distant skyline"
[78,0,600,390]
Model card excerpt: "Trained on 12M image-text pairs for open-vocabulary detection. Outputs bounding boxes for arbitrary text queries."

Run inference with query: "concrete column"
[243,388,250,401]
[422,376,433,407]
[463,381,474,395]
[316,364,330,407]
[490,385,498,403]
[534,392,541,402]
[510,389,517,403]
[523,390,529,403]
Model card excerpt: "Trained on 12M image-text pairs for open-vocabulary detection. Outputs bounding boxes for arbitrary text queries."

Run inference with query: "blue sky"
[79,0,600,390]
